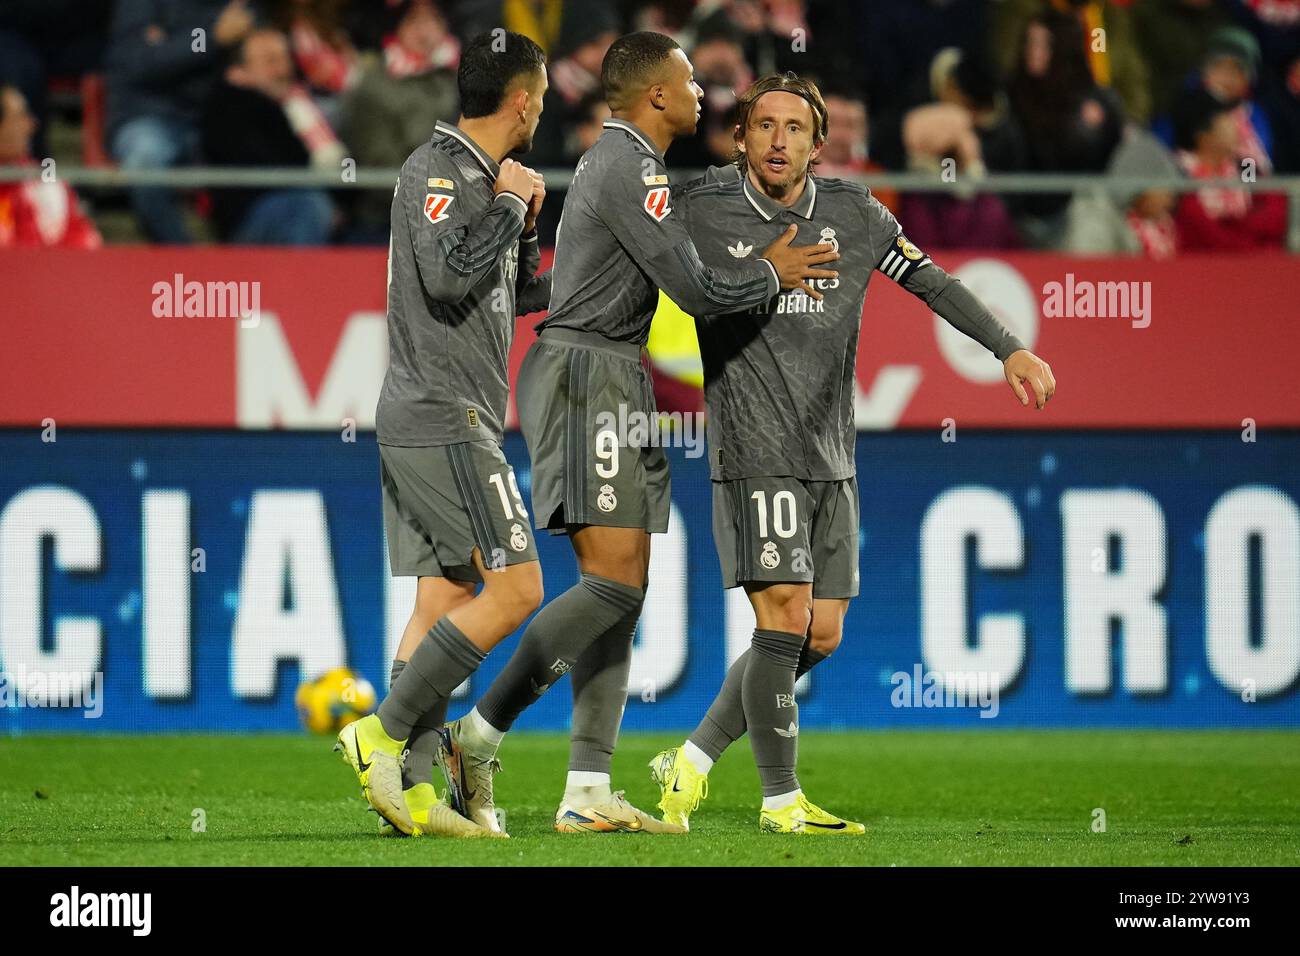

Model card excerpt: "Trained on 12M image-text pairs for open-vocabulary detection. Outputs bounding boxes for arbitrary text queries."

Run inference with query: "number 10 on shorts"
[751,490,797,539]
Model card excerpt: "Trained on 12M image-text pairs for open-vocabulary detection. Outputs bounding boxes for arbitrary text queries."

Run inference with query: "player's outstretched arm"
[899,263,1055,409]
[642,240,779,316]
[864,194,1057,411]
[598,156,784,315]
[405,155,531,305]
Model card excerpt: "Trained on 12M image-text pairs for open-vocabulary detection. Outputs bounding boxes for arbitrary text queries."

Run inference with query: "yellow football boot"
[377,781,439,837]
[759,794,866,835]
[649,747,709,832]
[334,713,414,835]
[376,779,504,839]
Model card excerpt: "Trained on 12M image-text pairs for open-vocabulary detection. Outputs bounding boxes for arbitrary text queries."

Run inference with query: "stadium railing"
[3,166,1299,252]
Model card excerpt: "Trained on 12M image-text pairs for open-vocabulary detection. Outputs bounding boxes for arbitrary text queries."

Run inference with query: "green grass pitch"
[3,730,1297,866]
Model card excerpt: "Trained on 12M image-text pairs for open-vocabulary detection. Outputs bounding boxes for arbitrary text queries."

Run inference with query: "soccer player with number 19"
[334,31,551,839]
[650,73,1057,834]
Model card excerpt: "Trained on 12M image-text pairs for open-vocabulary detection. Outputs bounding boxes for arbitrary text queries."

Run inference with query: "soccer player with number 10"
[651,72,1057,834]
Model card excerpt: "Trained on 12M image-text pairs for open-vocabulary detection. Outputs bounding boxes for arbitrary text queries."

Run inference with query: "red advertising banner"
[2,247,1295,429]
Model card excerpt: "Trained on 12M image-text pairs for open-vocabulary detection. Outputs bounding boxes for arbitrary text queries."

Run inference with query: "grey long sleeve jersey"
[681,165,1026,481]
[537,118,779,345]
[376,121,550,447]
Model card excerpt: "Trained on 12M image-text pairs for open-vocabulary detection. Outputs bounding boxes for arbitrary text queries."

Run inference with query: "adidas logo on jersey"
[728,240,753,258]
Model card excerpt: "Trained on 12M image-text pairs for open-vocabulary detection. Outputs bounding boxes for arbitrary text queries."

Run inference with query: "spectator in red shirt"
[1173,86,1287,251]
[0,84,101,249]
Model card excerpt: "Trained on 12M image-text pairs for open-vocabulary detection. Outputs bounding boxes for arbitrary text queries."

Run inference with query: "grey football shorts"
[379,440,538,582]
[516,327,671,534]
[712,475,860,599]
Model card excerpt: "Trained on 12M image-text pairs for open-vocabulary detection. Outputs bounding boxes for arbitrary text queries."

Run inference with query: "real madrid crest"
[760,541,781,569]
[597,484,618,513]
[509,523,527,552]
[819,227,839,254]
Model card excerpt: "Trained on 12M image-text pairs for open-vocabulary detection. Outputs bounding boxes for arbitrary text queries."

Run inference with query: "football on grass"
[295,667,376,735]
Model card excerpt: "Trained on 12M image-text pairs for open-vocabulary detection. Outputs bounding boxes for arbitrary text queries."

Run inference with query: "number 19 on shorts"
[489,470,528,519]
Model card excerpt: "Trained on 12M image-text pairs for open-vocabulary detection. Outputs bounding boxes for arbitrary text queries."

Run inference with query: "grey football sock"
[690,645,828,762]
[475,574,643,734]
[568,600,641,774]
[742,629,806,797]
[389,658,449,790]
[690,650,750,761]
[798,645,829,677]
[378,616,484,740]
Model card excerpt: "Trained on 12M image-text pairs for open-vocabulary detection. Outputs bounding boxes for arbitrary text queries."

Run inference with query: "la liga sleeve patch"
[424,193,454,225]
[643,186,671,222]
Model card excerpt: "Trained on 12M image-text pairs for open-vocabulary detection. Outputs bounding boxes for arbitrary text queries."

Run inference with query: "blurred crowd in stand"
[1,0,1297,253]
